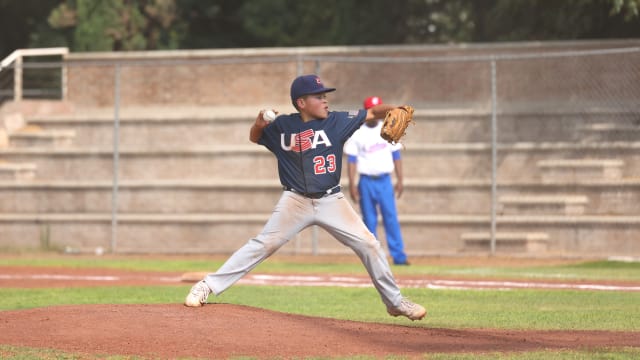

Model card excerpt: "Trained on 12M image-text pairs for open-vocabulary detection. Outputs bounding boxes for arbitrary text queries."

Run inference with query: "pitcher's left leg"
[314,193,402,308]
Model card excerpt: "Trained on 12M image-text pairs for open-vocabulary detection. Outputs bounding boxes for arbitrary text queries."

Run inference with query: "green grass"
[1,255,639,359]
[2,255,640,281]
[434,261,640,281]
[425,349,640,360]
[1,344,639,360]
[0,345,640,360]
[1,284,639,331]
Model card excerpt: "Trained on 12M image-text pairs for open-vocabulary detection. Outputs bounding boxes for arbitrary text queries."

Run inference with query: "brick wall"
[64,39,640,110]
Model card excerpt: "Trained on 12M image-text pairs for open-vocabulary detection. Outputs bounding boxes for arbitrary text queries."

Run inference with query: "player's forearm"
[347,162,357,185]
[249,123,265,143]
[366,104,396,121]
[394,159,403,184]
[250,111,272,143]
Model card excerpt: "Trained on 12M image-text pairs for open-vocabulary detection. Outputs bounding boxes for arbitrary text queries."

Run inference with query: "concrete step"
[538,158,625,182]
[420,111,640,143]
[0,180,283,213]
[1,179,638,215]
[580,123,640,142]
[0,147,278,180]
[28,116,252,148]
[372,142,638,181]
[461,232,549,254]
[28,108,640,145]
[461,232,550,253]
[1,213,638,256]
[1,142,638,181]
[491,112,640,143]
[0,162,36,181]
[9,125,76,148]
[498,194,589,215]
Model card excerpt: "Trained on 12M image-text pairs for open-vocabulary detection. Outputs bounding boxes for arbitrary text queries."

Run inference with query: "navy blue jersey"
[258,110,366,193]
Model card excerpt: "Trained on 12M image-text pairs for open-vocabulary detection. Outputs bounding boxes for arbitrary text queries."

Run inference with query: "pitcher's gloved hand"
[380,105,414,144]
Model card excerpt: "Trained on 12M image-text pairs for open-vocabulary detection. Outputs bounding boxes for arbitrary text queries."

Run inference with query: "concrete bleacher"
[461,232,550,253]
[0,161,36,180]
[580,122,640,142]
[0,103,639,257]
[498,194,589,216]
[8,125,75,148]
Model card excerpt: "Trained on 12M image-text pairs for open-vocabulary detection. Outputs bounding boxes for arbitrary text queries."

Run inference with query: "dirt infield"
[2,303,639,359]
[1,263,639,358]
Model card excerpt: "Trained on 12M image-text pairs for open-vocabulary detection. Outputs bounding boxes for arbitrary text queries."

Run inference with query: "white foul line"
[1,273,640,291]
[239,274,640,292]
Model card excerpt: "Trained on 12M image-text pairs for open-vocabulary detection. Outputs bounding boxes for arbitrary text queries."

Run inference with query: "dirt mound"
[1,303,638,359]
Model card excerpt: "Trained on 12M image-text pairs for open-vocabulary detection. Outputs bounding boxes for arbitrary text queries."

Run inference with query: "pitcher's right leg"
[185,191,313,306]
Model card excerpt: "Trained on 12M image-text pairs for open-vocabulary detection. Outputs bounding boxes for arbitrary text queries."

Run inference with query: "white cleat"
[184,280,211,307]
[387,298,426,321]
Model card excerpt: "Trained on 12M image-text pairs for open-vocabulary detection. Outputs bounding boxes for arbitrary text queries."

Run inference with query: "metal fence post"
[14,56,22,101]
[61,58,68,101]
[490,58,498,256]
[311,58,322,256]
[111,64,121,254]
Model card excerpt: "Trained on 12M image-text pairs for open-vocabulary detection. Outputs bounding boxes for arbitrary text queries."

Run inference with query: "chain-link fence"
[1,43,639,257]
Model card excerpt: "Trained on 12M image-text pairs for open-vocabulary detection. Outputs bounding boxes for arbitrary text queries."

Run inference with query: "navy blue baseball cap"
[290,75,336,105]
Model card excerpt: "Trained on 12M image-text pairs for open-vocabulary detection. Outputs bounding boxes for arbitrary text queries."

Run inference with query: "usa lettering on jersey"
[280,129,333,152]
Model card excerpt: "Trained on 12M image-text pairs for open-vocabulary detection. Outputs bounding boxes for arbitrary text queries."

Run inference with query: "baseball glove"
[380,105,414,144]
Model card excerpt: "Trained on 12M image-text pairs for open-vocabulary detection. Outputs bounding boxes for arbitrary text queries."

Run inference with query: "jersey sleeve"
[340,109,368,141]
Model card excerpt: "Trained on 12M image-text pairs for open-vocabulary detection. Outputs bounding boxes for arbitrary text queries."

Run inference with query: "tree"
[610,0,640,20]
[174,0,255,48]
[470,0,640,42]
[0,0,60,59]
[237,0,469,46]
[3,0,639,58]
[47,0,180,51]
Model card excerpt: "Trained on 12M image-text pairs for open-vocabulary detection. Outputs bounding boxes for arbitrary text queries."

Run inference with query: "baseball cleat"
[387,298,426,321]
[184,280,211,307]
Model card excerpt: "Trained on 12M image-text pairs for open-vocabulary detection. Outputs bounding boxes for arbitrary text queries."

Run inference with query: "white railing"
[0,47,69,101]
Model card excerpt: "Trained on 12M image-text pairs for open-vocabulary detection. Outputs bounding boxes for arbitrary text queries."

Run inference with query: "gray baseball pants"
[203,190,404,308]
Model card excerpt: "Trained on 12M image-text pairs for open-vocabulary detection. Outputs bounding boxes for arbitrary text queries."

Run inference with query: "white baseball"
[263,110,276,122]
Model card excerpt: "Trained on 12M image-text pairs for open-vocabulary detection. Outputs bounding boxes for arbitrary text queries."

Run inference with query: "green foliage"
[3,0,640,58]
[174,0,258,48]
[469,0,640,42]
[238,0,411,46]
[0,0,60,58]
[237,0,475,46]
[611,0,640,19]
[47,0,180,51]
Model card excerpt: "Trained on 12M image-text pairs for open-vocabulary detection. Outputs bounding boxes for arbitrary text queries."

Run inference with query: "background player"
[345,96,409,265]
[185,74,426,321]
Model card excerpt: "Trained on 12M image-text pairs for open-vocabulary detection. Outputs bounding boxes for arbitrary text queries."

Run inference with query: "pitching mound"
[1,303,638,359]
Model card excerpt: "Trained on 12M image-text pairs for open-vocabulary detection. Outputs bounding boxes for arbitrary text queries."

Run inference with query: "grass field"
[0,254,639,359]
